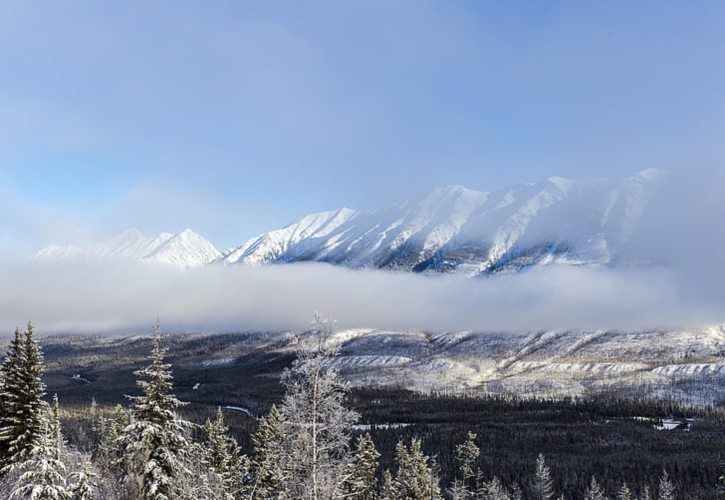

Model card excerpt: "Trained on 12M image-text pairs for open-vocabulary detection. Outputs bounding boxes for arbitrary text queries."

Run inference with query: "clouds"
[0,258,721,336]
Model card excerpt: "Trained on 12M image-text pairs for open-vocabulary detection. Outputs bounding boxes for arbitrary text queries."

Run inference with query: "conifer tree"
[203,407,248,499]
[10,419,69,500]
[640,485,652,500]
[454,431,479,498]
[1,323,48,470]
[340,433,380,499]
[658,469,675,500]
[251,404,288,498]
[391,438,442,499]
[379,470,395,500]
[481,476,511,500]
[0,328,25,462]
[120,321,192,500]
[278,313,359,499]
[532,453,554,500]
[583,476,606,500]
[68,459,99,500]
[616,482,631,500]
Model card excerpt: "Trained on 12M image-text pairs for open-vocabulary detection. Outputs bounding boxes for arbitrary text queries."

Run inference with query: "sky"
[2,1,725,254]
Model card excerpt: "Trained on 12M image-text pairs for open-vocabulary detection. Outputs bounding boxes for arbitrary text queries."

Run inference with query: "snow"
[35,228,221,268]
[218,173,662,274]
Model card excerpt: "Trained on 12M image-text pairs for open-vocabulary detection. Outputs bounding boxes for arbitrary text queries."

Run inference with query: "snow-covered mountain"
[35,228,221,268]
[219,169,663,275]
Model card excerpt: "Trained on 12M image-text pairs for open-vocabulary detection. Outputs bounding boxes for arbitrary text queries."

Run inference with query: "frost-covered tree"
[658,469,675,500]
[340,433,380,500]
[454,432,479,498]
[68,458,99,500]
[278,313,359,499]
[510,483,524,500]
[120,321,192,500]
[0,328,25,462]
[532,453,553,500]
[202,407,249,499]
[10,419,69,500]
[379,470,395,500]
[640,485,652,500]
[391,438,442,500]
[0,323,48,470]
[251,404,288,498]
[583,476,606,500]
[480,476,511,500]
[616,482,631,500]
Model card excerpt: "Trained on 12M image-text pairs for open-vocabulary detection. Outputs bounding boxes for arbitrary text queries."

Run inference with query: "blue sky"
[1,1,724,253]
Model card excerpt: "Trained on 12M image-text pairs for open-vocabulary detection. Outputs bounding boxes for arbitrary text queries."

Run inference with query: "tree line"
[0,318,714,499]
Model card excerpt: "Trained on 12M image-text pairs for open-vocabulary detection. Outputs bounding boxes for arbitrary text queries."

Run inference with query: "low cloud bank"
[0,258,721,335]
[2,168,724,336]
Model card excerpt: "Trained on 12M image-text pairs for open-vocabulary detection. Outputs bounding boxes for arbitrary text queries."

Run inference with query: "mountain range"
[35,170,663,274]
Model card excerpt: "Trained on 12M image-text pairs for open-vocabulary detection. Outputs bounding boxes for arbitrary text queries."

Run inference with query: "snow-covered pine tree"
[203,407,248,499]
[0,328,25,462]
[10,418,69,499]
[510,483,524,500]
[454,431,479,498]
[616,482,632,500]
[640,484,652,500]
[481,476,511,500]
[532,453,554,500]
[120,321,192,500]
[583,476,606,500]
[68,458,99,500]
[378,470,395,500]
[658,469,675,500]
[278,313,359,499]
[251,403,288,498]
[340,433,380,500]
[391,438,442,500]
[1,323,48,471]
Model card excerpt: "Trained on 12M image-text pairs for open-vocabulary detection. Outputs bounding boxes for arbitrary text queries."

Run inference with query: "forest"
[0,319,722,499]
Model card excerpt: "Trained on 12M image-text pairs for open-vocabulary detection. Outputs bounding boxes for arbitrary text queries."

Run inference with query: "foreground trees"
[0,318,689,499]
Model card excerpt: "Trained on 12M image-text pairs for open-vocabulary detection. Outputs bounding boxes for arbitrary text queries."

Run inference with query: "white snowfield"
[192,325,725,406]
[35,170,663,275]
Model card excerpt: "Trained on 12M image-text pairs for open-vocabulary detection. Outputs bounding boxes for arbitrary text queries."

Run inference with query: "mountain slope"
[219,170,662,275]
[35,228,221,268]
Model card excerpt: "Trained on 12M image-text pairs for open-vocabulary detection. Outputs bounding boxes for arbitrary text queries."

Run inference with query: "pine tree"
[379,470,395,500]
[203,407,247,499]
[640,485,652,500]
[532,453,554,500]
[10,419,69,499]
[340,433,380,499]
[583,476,606,500]
[658,469,675,500]
[391,438,442,499]
[0,328,25,462]
[1,323,48,470]
[251,404,288,498]
[510,483,524,500]
[120,321,192,500]
[481,476,511,500]
[616,482,631,500]
[278,313,359,499]
[68,459,99,500]
[454,431,479,498]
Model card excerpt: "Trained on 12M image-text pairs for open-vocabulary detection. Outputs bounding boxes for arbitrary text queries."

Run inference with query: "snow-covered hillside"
[35,228,221,268]
[219,170,663,275]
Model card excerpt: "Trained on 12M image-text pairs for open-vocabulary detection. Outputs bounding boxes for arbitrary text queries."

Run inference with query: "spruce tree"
[454,431,479,498]
[616,482,632,500]
[583,476,606,500]
[0,328,25,462]
[340,433,380,499]
[251,404,288,498]
[120,321,192,500]
[658,469,675,500]
[1,323,48,470]
[203,407,247,499]
[532,453,553,500]
[392,438,442,499]
[10,419,69,499]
